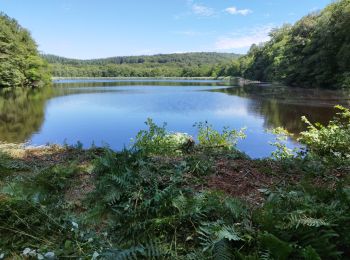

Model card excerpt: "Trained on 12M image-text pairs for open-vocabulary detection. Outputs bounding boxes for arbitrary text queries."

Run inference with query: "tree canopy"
[236,0,350,89]
[42,52,241,78]
[0,13,50,88]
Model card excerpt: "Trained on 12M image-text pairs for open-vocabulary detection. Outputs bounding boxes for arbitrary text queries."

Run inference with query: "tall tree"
[0,13,51,88]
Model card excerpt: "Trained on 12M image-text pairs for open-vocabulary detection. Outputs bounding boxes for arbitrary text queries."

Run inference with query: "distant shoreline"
[52,76,232,81]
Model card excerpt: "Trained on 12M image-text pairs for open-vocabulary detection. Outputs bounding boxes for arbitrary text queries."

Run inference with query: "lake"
[1,79,349,158]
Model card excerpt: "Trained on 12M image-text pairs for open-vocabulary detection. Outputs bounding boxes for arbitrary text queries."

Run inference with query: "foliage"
[0,13,51,88]
[255,183,350,259]
[0,163,102,258]
[234,0,350,89]
[89,147,250,258]
[299,105,350,163]
[269,127,298,160]
[43,52,240,78]
[195,121,246,150]
[132,118,193,156]
[133,119,246,156]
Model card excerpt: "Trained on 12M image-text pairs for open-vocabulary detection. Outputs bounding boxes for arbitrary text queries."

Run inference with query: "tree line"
[42,53,241,78]
[233,0,350,89]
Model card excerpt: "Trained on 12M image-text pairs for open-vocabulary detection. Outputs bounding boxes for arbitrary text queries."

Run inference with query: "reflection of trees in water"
[216,84,350,135]
[0,81,229,144]
[53,80,231,88]
[253,100,337,135]
[0,87,54,143]
[1,81,349,143]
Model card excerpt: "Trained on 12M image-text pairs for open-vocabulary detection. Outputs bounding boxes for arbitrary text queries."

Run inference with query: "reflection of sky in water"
[29,84,298,158]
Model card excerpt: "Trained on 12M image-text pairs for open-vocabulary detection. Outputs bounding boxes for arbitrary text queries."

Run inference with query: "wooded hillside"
[237,0,350,89]
[42,52,240,78]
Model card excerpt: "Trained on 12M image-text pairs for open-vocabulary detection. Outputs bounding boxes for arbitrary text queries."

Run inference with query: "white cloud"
[225,6,252,16]
[215,25,273,50]
[173,1,216,19]
[192,3,215,16]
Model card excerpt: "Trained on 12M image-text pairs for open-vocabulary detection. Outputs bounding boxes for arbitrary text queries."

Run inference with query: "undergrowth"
[0,109,349,259]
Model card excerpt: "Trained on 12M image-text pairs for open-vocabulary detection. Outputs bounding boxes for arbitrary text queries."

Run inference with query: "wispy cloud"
[215,25,273,50]
[225,6,252,16]
[192,3,215,16]
[173,1,216,19]
[178,1,253,19]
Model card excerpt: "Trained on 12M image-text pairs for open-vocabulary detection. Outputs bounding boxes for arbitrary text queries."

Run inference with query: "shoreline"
[52,76,233,81]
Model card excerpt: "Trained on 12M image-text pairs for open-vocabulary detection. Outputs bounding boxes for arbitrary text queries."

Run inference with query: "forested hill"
[238,0,350,89]
[42,53,241,78]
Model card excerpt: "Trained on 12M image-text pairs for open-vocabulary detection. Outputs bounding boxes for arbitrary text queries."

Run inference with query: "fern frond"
[213,239,234,260]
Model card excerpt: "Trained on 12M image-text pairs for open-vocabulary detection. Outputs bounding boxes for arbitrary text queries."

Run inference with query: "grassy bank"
[1,113,350,259]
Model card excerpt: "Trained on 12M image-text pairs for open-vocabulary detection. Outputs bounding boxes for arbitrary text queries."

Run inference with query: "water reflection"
[0,87,54,142]
[214,83,350,135]
[0,79,349,158]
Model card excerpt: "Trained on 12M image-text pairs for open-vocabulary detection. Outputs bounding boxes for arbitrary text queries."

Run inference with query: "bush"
[195,121,246,150]
[269,127,298,160]
[132,118,194,156]
[299,105,350,163]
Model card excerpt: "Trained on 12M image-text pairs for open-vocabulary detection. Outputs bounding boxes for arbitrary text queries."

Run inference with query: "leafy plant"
[195,121,246,150]
[132,118,193,156]
[299,105,350,163]
[269,127,298,160]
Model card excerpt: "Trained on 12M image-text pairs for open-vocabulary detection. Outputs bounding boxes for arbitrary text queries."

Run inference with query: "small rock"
[23,248,31,256]
[44,252,55,259]
[29,249,37,257]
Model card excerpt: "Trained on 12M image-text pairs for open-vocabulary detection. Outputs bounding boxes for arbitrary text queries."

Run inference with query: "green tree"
[0,13,51,88]
[239,0,350,89]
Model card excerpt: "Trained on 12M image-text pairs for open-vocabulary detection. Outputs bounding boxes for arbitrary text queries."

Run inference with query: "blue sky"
[1,0,332,59]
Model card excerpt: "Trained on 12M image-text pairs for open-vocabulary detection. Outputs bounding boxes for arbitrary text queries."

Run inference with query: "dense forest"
[236,0,350,89]
[0,13,50,88]
[43,53,240,78]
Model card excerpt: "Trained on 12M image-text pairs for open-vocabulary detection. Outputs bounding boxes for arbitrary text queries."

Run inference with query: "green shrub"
[269,127,298,160]
[299,105,350,163]
[195,121,246,150]
[132,118,193,156]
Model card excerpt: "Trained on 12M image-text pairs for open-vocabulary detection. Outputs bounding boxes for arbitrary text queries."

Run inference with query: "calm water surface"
[1,79,349,158]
